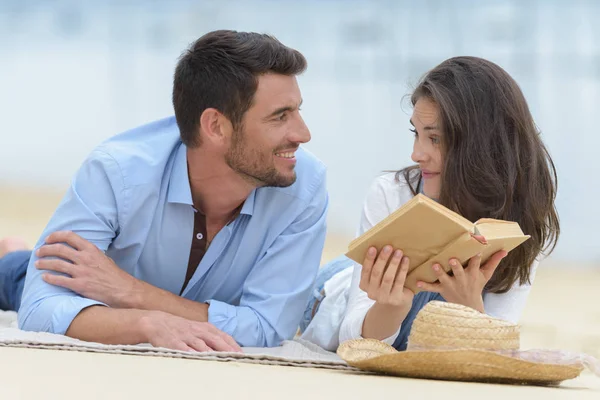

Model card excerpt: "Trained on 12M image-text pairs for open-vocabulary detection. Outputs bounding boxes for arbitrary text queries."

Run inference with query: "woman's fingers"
[449,258,466,280]
[359,247,377,291]
[367,246,393,295]
[379,250,403,296]
[390,256,411,301]
[431,263,452,285]
[480,250,507,281]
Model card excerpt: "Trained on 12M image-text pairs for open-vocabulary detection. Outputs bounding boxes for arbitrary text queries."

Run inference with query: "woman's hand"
[360,245,415,341]
[359,245,414,309]
[416,249,508,312]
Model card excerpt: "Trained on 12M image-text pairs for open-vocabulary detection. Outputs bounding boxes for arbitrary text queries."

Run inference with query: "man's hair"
[398,56,560,293]
[172,30,307,147]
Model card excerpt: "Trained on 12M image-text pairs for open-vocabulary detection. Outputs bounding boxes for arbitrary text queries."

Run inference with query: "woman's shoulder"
[367,171,416,209]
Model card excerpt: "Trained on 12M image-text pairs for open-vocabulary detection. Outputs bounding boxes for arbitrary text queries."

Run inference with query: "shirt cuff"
[207,299,237,337]
[52,297,107,335]
[19,295,106,335]
[380,327,401,345]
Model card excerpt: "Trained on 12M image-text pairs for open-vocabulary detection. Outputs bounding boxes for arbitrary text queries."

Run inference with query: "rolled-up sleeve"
[18,150,124,334]
[208,172,329,347]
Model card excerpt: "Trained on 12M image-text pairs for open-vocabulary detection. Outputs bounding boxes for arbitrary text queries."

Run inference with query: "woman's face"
[410,97,443,199]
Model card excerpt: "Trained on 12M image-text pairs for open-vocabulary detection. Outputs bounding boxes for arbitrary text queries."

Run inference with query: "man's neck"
[187,148,255,221]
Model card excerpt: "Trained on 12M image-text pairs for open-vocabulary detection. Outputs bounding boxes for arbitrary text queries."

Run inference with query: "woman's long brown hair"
[398,56,560,293]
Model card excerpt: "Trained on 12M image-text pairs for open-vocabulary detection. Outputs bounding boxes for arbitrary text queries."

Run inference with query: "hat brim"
[337,339,583,385]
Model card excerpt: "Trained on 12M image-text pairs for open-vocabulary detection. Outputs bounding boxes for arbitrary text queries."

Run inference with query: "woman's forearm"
[362,302,411,340]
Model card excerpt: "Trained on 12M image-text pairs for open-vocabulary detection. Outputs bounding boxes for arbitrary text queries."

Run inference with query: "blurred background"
[0,0,598,357]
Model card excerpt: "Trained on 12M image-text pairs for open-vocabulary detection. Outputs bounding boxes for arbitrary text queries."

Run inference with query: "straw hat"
[337,301,594,385]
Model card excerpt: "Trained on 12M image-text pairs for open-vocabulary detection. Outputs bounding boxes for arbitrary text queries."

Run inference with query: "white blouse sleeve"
[339,173,413,345]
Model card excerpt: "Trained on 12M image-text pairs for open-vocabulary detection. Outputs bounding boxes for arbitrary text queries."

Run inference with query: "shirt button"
[196,233,204,240]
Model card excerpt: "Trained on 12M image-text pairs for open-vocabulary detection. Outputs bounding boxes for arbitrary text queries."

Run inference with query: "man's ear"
[199,108,234,145]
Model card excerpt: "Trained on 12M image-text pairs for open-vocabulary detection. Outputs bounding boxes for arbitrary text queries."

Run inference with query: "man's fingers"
[204,327,242,352]
[220,332,242,352]
[379,250,402,296]
[195,323,242,352]
[36,244,80,264]
[41,273,77,291]
[187,337,213,353]
[359,247,377,291]
[200,333,237,352]
[167,340,195,352]
[35,259,77,276]
[45,231,95,252]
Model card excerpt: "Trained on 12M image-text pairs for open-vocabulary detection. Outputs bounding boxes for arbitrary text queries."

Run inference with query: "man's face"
[225,73,310,188]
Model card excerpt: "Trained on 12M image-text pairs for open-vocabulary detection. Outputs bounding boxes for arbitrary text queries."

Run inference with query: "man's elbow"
[17,301,54,333]
[259,322,296,348]
[243,320,288,348]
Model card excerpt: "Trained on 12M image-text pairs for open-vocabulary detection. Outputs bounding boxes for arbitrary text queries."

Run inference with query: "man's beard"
[225,128,297,188]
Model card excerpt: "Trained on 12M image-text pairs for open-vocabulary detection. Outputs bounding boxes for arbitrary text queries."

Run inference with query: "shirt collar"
[168,142,256,216]
[167,143,193,205]
[240,189,256,216]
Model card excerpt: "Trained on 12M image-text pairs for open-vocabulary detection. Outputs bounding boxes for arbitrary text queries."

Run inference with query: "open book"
[345,194,530,294]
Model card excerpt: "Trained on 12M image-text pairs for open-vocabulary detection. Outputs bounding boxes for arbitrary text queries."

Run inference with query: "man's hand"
[138,310,242,353]
[34,231,142,308]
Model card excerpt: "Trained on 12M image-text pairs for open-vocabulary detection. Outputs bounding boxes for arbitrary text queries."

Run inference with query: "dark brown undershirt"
[180,205,243,295]
[180,209,208,295]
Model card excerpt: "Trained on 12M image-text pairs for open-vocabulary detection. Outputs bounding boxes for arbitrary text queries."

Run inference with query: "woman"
[300,56,560,352]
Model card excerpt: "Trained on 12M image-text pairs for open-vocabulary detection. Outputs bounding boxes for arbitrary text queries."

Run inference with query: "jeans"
[298,255,353,334]
[0,250,31,311]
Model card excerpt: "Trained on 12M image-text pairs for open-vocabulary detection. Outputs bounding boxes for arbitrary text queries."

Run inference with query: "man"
[0,30,328,352]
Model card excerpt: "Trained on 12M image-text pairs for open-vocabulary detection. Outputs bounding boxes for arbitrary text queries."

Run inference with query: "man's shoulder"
[89,116,181,186]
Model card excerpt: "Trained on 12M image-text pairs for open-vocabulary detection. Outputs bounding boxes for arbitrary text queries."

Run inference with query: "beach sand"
[0,186,598,398]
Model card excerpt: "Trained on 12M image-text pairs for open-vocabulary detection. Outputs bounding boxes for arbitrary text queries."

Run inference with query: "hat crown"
[407,301,520,351]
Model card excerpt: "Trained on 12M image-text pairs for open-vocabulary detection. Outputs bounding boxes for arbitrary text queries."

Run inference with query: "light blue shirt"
[18,116,329,347]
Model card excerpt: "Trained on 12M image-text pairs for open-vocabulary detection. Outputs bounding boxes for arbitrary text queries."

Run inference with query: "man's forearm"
[65,304,242,353]
[126,280,209,322]
[66,306,149,344]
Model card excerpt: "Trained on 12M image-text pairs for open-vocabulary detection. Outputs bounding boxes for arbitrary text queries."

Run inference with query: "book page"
[474,219,529,239]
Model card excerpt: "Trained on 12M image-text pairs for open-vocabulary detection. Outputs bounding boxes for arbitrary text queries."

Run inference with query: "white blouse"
[301,172,539,351]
